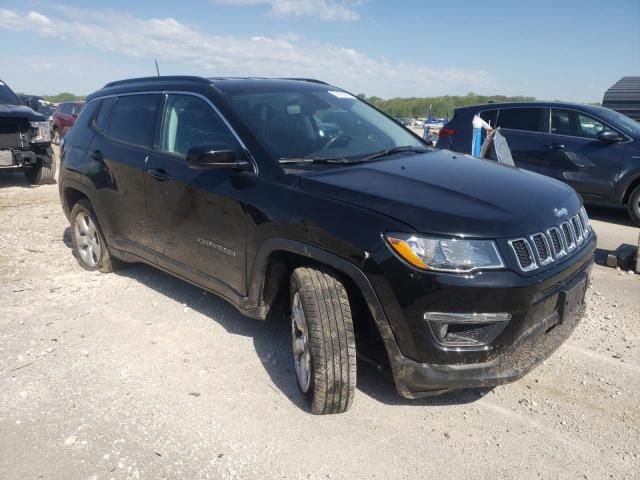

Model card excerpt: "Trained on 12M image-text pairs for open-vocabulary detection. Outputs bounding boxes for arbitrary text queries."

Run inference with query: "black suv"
[436,102,640,225]
[1,79,56,184]
[58,77,596,414]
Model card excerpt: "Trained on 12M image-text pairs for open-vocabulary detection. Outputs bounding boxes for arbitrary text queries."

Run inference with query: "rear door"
[86,94,161,260]
[542,108,623,198]
[495,106,550,174]
[144,93,250,296]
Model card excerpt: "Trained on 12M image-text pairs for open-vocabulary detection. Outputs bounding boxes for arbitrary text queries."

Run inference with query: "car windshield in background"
[227,88,425,162]
[0,82,22,105]
[596,107,640,137]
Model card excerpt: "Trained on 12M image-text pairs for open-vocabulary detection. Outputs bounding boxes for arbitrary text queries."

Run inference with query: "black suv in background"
[0,79,55,184]
[436,102,640,225]
[58,77,596,414]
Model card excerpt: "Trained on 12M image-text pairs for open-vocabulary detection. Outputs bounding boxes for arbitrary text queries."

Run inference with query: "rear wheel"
[70,199,120,273]
[290,267,356,414]
[25,152,57,185]
[628,185,640,227]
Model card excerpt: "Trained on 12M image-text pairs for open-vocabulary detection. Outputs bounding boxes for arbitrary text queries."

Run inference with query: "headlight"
[385,233,505,273]
[29,121,51,143]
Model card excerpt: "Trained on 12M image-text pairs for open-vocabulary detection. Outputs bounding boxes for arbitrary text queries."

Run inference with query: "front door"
[144,93,251,296]
[541,108,624,199]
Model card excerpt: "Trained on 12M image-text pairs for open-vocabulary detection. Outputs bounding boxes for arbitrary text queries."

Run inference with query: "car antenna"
[154,59,160,77]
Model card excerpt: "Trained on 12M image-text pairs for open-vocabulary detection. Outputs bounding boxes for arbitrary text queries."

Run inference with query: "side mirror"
[186,145,251,171]
[597,130,622,143]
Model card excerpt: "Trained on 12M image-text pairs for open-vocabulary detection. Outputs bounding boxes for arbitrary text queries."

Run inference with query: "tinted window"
[0,81,21,105]
[480,109,497,127]
[94,98,115,131]
[551,109,606,139]
[497,108,546,132]
[107,95,160,148]
[160,94,239,157]
[70,104,83,116]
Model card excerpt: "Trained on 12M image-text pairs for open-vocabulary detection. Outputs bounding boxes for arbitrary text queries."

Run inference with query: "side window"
[93,98,115,131]
[160,94,240,157]
[480,109,497,127]
[59,104,69,115]
[107,95,160,148]
[576,113,605,139]
[71,104,82,116]
[496,108,546,132]
[551,109,606,139]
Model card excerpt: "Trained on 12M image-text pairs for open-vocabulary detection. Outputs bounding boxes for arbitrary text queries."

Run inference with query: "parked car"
[436,102,640,225]
[0,78,55,184]
[59,76,595,414]
[51,101,84,144]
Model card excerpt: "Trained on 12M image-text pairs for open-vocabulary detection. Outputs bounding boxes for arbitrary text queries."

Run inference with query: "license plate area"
[559,273,588,324]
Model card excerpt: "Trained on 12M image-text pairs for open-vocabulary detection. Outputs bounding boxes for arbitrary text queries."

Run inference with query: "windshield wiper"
[278,157,352,165]
[358,146,429,163]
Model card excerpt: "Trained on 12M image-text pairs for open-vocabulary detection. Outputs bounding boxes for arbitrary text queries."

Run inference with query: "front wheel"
[25,152,57,185]
[628,185,640,227]
[290,267,356,414]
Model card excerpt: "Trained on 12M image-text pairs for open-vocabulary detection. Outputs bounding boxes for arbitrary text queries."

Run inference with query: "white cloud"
[210,0,364,21]
[0,7,493,98]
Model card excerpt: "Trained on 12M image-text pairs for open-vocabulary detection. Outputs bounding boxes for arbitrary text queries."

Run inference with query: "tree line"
[357,92,536,119]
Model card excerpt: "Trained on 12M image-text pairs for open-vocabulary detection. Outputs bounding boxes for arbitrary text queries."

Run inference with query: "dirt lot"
[1,152,639,479]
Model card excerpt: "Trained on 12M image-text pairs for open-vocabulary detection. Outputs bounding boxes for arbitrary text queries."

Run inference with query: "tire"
[628,185,640,227]
[290,267,356,414]
[52,128,60,145]
[70,199,120,273]
[25,151,57,185]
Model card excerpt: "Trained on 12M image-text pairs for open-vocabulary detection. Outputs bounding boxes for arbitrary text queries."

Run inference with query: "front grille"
[508,208,592,272]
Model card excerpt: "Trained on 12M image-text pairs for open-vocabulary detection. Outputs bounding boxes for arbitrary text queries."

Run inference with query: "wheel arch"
[622,175,640,205]
[247,239,401,368]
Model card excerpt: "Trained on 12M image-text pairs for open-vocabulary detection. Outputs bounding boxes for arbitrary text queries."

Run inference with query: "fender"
[59,177,93,220]
[615,170,640,204]
[243,238,406,387]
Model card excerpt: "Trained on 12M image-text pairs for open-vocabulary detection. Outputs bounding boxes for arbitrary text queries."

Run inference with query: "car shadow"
[585,204,635,228]
[0,171,35,189]
[61,228,488,411]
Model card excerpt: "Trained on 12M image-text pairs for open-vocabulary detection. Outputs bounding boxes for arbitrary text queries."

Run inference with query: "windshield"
[0,81,22,105]
[227,87,424,161]
[595,106,640,137]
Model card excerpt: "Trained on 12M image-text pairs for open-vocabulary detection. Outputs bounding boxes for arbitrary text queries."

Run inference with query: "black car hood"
[0,104,45,121]
[298,150,581,238]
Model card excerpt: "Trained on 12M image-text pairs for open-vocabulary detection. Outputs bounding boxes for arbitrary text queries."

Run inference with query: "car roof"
[455,101,604,114]
[87,76,335,101]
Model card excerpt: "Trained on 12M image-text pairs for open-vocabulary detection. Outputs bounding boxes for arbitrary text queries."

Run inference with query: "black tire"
[25,152,57,185]
[628,185,640,227]
[70,199,121,273]
[290,267,356,414]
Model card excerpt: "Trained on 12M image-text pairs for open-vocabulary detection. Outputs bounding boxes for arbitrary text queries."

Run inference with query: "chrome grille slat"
[508,238,537,271]
[531,233,553,265]
[509,208,591,272]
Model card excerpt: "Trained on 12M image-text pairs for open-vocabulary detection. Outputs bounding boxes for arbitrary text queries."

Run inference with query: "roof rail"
[103,76,210,88]
[279,78,329,85]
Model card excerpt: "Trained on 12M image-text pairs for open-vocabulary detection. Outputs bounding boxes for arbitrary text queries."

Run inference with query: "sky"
[0,0,638,101]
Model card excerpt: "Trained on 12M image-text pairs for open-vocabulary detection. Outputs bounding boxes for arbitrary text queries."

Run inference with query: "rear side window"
[93,98,115,131]
[107,95,160,148]
[480,109,497,127]
[497,108,546,132]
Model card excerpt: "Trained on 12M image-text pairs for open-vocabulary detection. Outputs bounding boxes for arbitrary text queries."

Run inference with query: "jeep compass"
[58,76,596,414]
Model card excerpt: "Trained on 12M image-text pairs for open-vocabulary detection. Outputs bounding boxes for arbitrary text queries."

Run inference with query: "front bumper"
[363,235,595,398]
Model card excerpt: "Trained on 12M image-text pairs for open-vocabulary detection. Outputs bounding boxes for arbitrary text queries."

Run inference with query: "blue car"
[436,102,640,225]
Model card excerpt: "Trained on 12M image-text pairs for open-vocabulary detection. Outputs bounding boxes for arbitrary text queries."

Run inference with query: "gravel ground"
[0,153,639,480]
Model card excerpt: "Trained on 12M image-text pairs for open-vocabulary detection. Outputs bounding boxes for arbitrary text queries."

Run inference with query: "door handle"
[88,150,103,161]
[145,168,171,181]
[545,143,565,150]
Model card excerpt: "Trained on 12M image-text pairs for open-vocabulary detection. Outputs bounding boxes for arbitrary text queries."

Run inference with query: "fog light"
[424,312,511,348]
